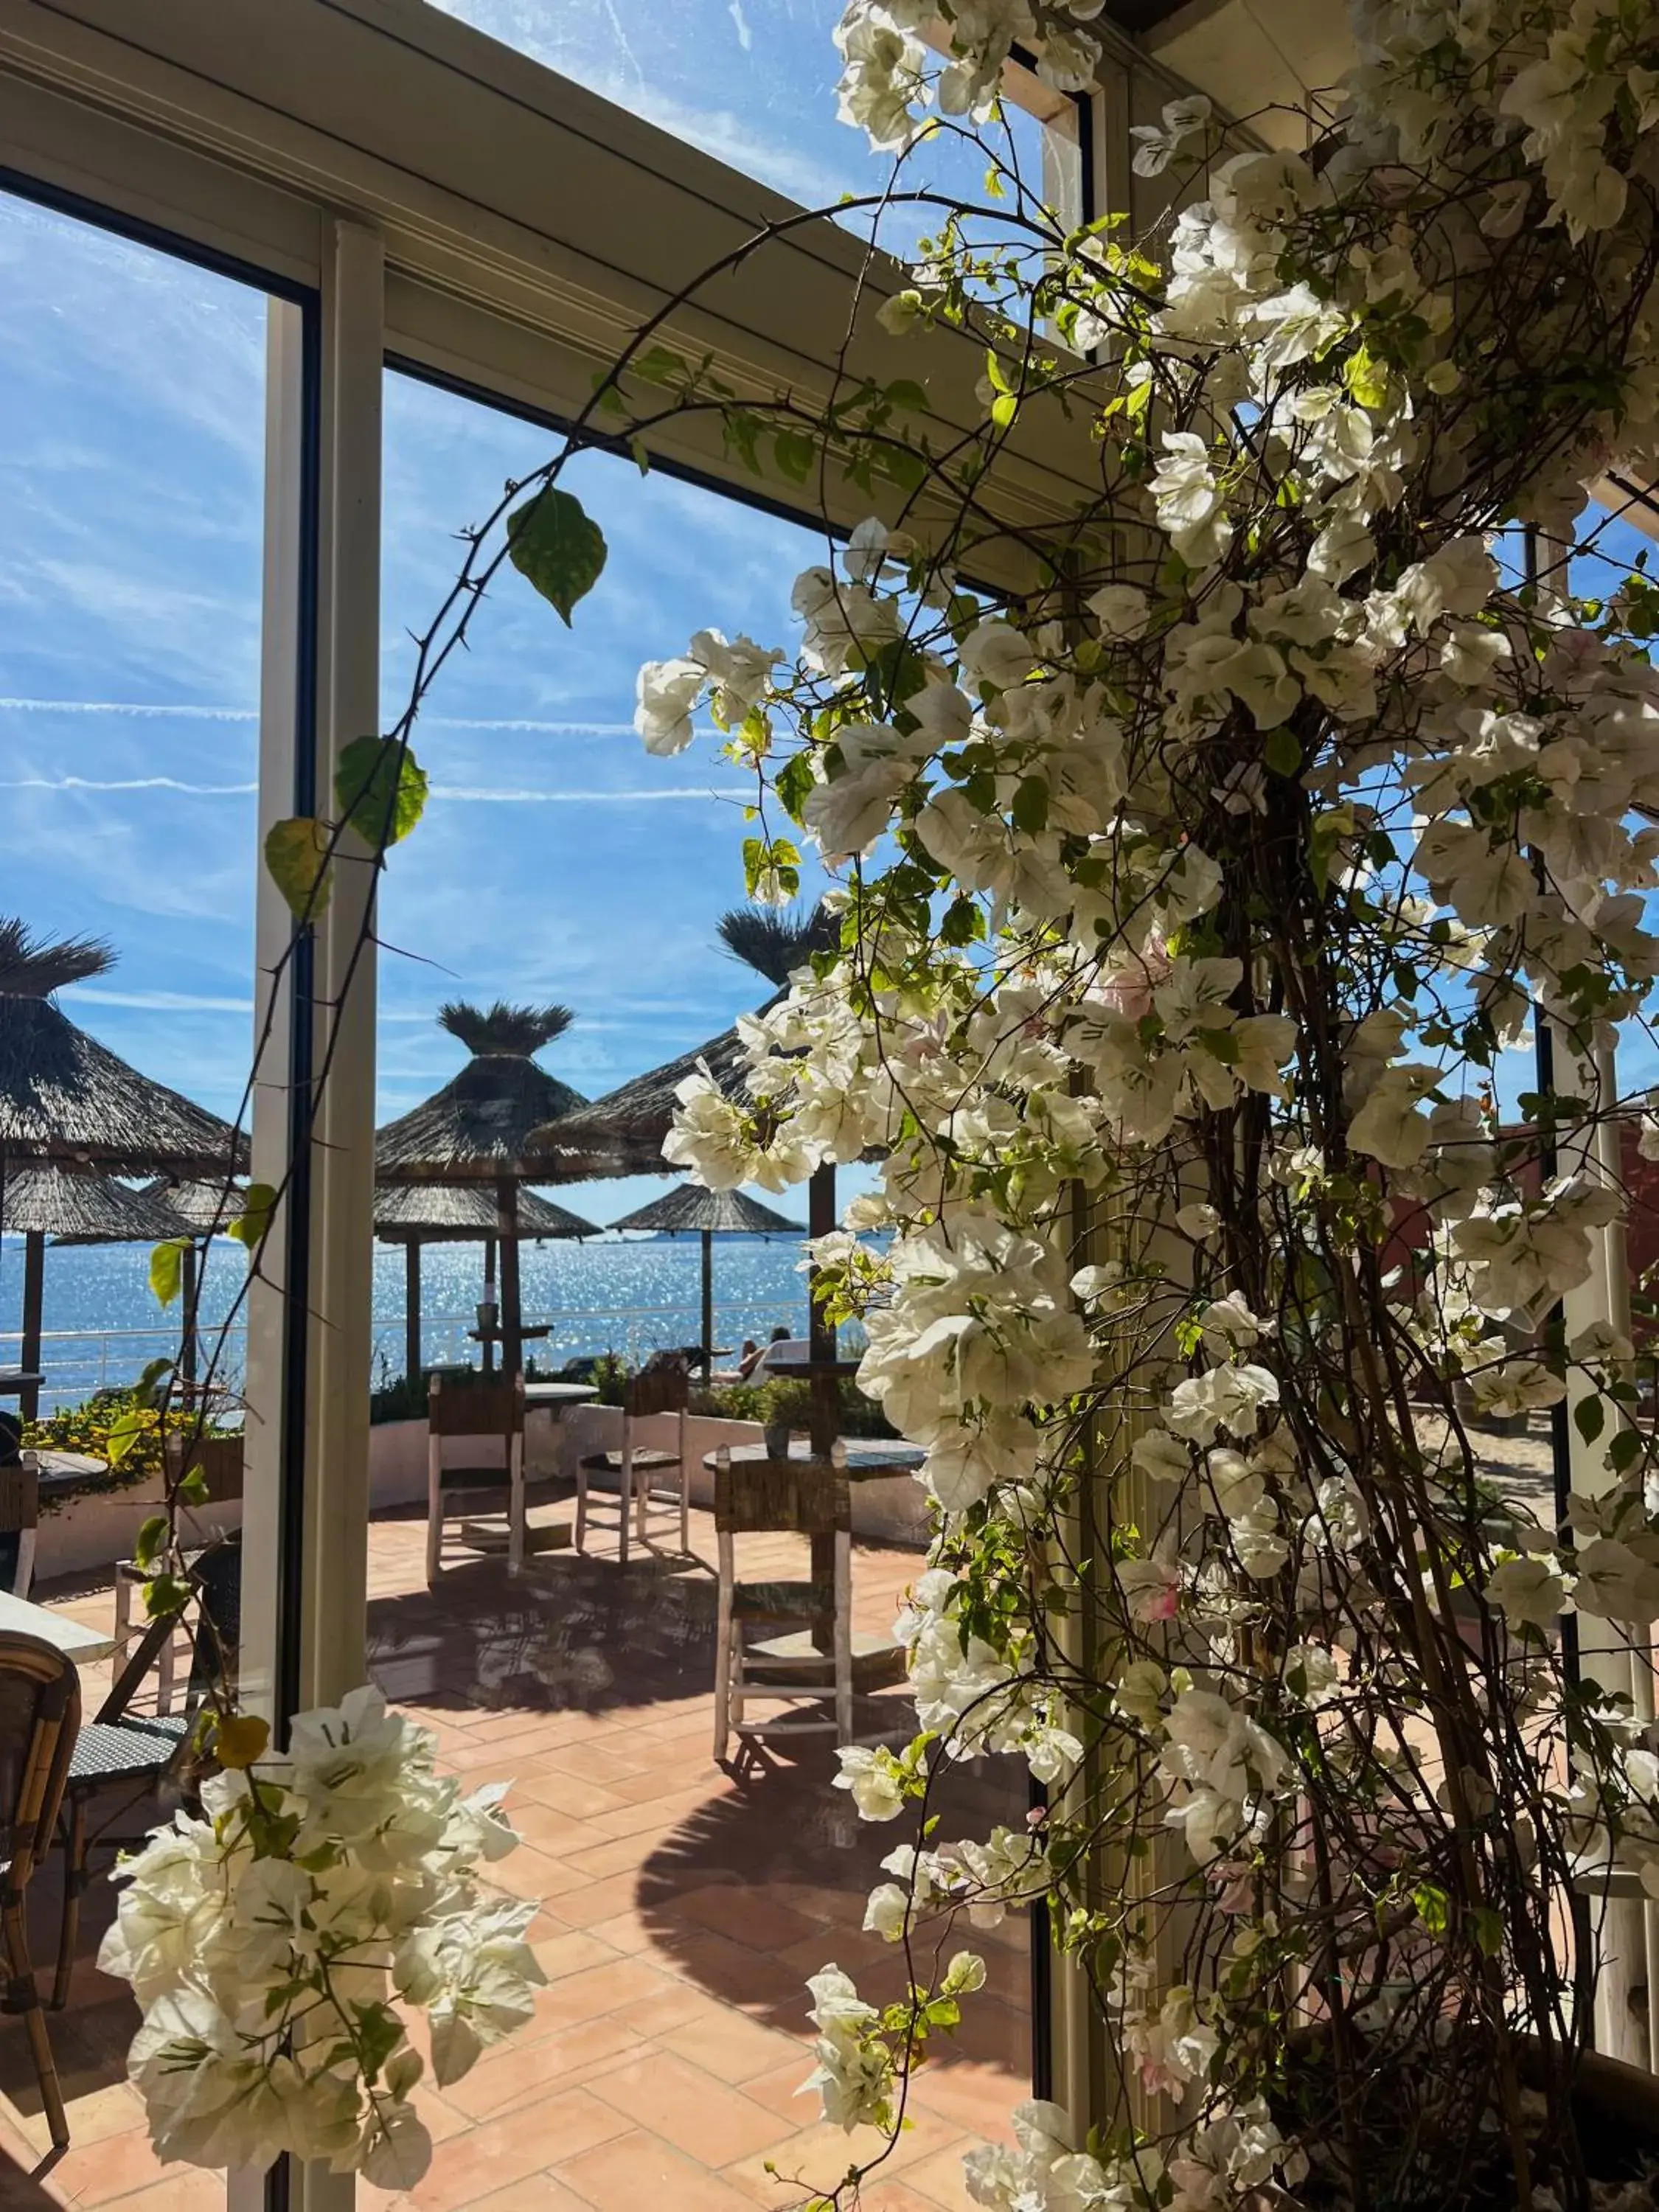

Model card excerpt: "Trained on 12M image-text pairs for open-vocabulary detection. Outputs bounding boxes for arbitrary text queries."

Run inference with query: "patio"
[0,1498,1029,2212]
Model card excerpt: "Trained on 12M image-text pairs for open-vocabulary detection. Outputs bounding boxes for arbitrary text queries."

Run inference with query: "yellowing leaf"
[149,1238,192,1308]
[265,818,333,919]
[214,1711,271,1770]
[229,1181,278,1253]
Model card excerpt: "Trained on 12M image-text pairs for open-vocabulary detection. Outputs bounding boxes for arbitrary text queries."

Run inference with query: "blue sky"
[0,1,1050,1222]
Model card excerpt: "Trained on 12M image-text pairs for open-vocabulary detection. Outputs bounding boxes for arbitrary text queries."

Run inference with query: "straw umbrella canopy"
[372,1182,599,1383]
[0,923,245,1416]
[375,1001,596,1378]
[2,1165,192,1246]
[608,1184,802,1376]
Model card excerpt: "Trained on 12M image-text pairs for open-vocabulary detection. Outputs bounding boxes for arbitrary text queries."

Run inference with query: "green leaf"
[1011,775,1048,835]
[334,736,428,849]
[229,1182,278,1253]
[884,379,929,414]
[507,487,608,625]
[1470,1905,1503,1958]
[939,895,984,947]
[773,431,815,484]
[990,391,1018,430]
[1263,726,1302,777]
[142,1573,192,1623]
[1610,1427,1643,1474]
[774,751,816,824]
[1575,1394,1606,1444]
[177,1462,209,1506]
[134,1514,169,1571]
[104,1410,152,1467]
[1412,1882,1449,1935]
[265,818,333,919]
[133,1357,175,1409]
[149,1238,192,1309]
[630,437,651,476]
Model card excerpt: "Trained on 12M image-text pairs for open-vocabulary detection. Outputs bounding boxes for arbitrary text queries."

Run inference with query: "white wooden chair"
[575,1363,689,1562]
[712,1446,852,1761]
[427,1373,526,1584]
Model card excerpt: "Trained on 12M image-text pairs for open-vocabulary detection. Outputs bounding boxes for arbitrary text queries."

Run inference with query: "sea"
[0,1234,816,1411]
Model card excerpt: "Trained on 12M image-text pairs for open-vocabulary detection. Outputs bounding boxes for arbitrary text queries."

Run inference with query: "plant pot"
[763,1420,793,1459]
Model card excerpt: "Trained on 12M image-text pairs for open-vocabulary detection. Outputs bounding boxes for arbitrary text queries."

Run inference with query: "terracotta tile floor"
[0,1497,1030,2209]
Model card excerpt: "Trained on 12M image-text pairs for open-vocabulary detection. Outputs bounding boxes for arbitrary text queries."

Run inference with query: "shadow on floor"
[634,1739,1034,2051]
[367,1539,726,1719]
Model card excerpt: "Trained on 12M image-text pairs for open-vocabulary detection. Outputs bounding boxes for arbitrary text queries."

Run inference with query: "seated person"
[740,1326,793,1380]
[709,1339,759,1389]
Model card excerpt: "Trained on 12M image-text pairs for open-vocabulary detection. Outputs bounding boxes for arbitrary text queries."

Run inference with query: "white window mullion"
[235,213,383,2212]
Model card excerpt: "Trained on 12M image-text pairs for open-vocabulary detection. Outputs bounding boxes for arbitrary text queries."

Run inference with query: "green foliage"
[229,1182,278,1253]
[149,1237,193,1309]
[507,486,608,625]
[23,1385,236,1505]
[335,736,428,850]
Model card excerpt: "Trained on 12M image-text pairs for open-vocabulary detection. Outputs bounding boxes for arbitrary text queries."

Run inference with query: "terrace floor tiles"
[1,1495,1029,2212]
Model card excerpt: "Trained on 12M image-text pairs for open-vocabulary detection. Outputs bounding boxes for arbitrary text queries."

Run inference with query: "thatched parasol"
[375,1002,595,1377]
[0,924,245,1416]
[373,1182,599,1382]
[0,922,245,1174]
[609,1184,802,1375]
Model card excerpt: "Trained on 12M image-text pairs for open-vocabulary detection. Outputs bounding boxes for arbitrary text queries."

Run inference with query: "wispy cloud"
[0,773,745,804]
[66,987,254,1014]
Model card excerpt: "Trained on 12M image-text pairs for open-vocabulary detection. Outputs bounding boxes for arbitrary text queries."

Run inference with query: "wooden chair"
[52,1604,195,2012]
[112,1433,243,1714]
[427,1373,526,1585]
[712,1448,852,1761]
[576,1365,689,1563]
[0,1458,41,1599]
[0,1632,80,2150]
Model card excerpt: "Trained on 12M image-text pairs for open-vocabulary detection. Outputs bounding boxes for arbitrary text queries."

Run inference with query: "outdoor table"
[0,1371,44,1398]
[522,1381,599,1408]
[0,1589,116,1663]
[34,1450,107,1501]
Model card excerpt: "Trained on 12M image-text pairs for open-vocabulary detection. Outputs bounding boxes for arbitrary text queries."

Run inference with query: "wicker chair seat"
[67,1714,191,1787]
[578,1447,681,1474]
[731,1578,835,1623]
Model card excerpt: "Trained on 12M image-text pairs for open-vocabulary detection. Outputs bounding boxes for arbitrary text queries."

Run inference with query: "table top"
[34,1450,107,1493]
[470,1324,552,1343]
[704,1440,924,1481]
[755,1343,862,1376]
[0,1370,44,1397]
[524,1381,599,1406]
[0,1590,116,1663]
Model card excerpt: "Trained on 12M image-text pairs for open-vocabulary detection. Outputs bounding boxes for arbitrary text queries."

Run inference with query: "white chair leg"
[425,1437,443,1587]
[713,1578,733,1761]
[14,1528,35,1601]
[113,1571,132,1653]
[156,1627,177,1717]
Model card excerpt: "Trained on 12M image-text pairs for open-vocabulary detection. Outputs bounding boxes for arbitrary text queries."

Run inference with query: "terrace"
[0,1496,1028,2212]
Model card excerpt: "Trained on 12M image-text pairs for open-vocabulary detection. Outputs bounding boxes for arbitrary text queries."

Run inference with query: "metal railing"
[4,1296,838,1413]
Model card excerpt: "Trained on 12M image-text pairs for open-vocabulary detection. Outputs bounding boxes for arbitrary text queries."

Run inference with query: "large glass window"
[0,190,272,2200]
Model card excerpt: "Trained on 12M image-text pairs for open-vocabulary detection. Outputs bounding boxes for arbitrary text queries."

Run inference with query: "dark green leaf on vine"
[775,751,816,823]
[1011,776,1048,834]
[1263,726,1301,776]
[335,736,428,850]
[773,431,816,484]
[507,487,608,625]
[1575,1394,1605,1444]
[135,1514,168,1570]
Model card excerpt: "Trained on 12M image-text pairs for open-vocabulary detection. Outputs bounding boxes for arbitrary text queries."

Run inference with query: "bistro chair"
[0,1457,41,1599]
[52,1603,197,2012]
[427,1372,526,1585]
[112,1432,244,1714]
[0,1632,80,2151]
[575,1363,689,1564]
[712,1447,852,1761]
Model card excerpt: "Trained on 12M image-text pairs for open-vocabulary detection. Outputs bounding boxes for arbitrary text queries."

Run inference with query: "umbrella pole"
[701,1226,714,1380]
[19,1229,44,1424]
[498,1180,523,1381]
[180,1242,199,1389]
[406,1241,422,1385]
